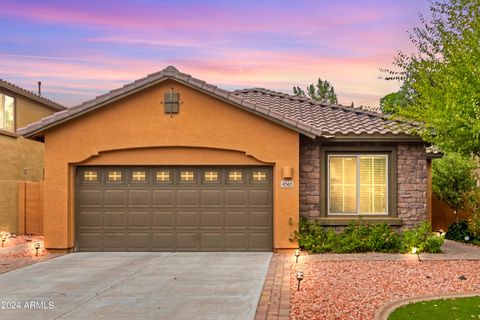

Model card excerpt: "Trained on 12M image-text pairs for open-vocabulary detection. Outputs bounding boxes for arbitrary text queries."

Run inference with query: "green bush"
[295,218,335,253]
[295,218,443,254]
[368,223,402,253]
[432,153,477,212]
[446,220,474,242]
[401,221,444,253]
[464,188,480,239]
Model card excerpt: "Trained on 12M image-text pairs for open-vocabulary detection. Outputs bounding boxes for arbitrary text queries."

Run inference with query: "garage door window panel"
[131,171,147,183]
[228,171,244,183]
[83,170,99,183]
[155,170,172,183]
[108,171,123,183]
[180,171,195,183]
[203,170,220,183]
[252,170,268,182]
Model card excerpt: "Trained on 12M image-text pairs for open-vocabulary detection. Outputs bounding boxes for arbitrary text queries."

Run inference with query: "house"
[0,79,65,234]
[19,66,429,252]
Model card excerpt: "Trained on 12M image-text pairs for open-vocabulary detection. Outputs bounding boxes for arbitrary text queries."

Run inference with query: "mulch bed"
[290,259,480,319]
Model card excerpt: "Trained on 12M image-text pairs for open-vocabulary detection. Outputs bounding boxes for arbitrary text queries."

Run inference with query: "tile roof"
[0,79,66,111]
[233,88,414,136]
[18,66,417,140]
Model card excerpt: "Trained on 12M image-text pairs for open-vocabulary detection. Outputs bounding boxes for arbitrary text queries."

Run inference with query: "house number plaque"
[280,180,294,188]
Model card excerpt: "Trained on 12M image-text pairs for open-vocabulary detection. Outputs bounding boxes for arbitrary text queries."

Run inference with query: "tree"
[383,0,480,156]
[380,89,409,114]
[293,78,338,104]
[432,153,477,214]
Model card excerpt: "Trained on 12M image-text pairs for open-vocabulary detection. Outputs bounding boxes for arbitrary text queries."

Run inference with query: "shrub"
[367,223,402,253]
[446,220,474,242]
[422,236,444,253]
[400,221,444,253]
[295,218,441,254]
[295,218,333,253]
[432,153,477,213]
[464,188,480,239]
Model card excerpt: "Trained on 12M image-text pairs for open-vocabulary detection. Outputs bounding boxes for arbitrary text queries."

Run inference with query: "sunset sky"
[0,1,429,108]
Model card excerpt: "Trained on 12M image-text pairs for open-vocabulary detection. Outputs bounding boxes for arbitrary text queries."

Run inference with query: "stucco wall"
[15,95,59,130]
[18,181,44,236]
[0,91,55,233]
[42,80,299,250]
[299,137,428,228]
[0,181,18,233]
[0,135,45,181]
[0,135,45,233]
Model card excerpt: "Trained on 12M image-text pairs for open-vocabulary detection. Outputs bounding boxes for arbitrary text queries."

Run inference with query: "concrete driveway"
[0,252,272,320]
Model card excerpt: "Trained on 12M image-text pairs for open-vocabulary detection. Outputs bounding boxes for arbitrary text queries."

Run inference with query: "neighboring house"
[19,66,429,252]
[0,80,65,233]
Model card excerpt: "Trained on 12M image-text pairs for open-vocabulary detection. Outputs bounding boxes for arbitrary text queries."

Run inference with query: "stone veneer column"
[397,144,428,229]
[299,137,320,218]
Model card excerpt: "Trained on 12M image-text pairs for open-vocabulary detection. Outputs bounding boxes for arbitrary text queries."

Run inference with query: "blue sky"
[0,0,430,107]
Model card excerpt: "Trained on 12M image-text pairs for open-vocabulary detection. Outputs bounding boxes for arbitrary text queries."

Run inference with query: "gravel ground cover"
[0,235,56,274]
[290,258,480,319]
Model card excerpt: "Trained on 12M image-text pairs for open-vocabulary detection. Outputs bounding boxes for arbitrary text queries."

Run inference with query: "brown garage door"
[76,166,273,251]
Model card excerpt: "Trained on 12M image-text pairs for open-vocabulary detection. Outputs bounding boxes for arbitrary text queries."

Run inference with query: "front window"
[328,155,388,215]
[0,93,15,132]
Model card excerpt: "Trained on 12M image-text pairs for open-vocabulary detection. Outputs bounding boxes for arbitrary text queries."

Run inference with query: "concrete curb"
[374,292,480,320]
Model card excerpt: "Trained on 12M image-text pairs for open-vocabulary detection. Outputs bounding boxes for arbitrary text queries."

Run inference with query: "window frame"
[327,154,389,216]
[0,90,16,134]
[320,146,398,219]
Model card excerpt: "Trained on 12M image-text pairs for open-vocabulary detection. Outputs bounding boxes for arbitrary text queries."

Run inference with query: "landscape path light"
[294,249,301,263]
[296,271,304,291]
[412,247,421,262]
[34,242,41,257]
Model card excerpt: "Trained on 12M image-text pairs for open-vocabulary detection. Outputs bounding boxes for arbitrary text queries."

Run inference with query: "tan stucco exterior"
[0,89,60,233]
[42,80,299,251]
[15,95,59,130]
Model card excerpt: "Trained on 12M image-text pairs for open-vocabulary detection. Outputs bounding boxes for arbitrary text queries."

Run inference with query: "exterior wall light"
[296,271,304,291]
[294,249,301,263]
[1,234,6,247]
[282,167,293,179]
[34,242,41,256]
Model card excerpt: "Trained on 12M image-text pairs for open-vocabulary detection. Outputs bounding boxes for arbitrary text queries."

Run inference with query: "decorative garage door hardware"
[76,166,273,252]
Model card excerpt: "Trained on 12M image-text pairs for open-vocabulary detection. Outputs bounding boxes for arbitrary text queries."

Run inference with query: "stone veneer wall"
[396,144,427,229]
[299,136,427,229]
[299,136,320,219]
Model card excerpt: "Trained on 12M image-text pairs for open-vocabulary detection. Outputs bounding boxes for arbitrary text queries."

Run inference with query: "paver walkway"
[254,254,291,320]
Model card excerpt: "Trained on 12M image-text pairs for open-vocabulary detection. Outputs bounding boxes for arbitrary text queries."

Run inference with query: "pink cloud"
[0,47,400,107]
